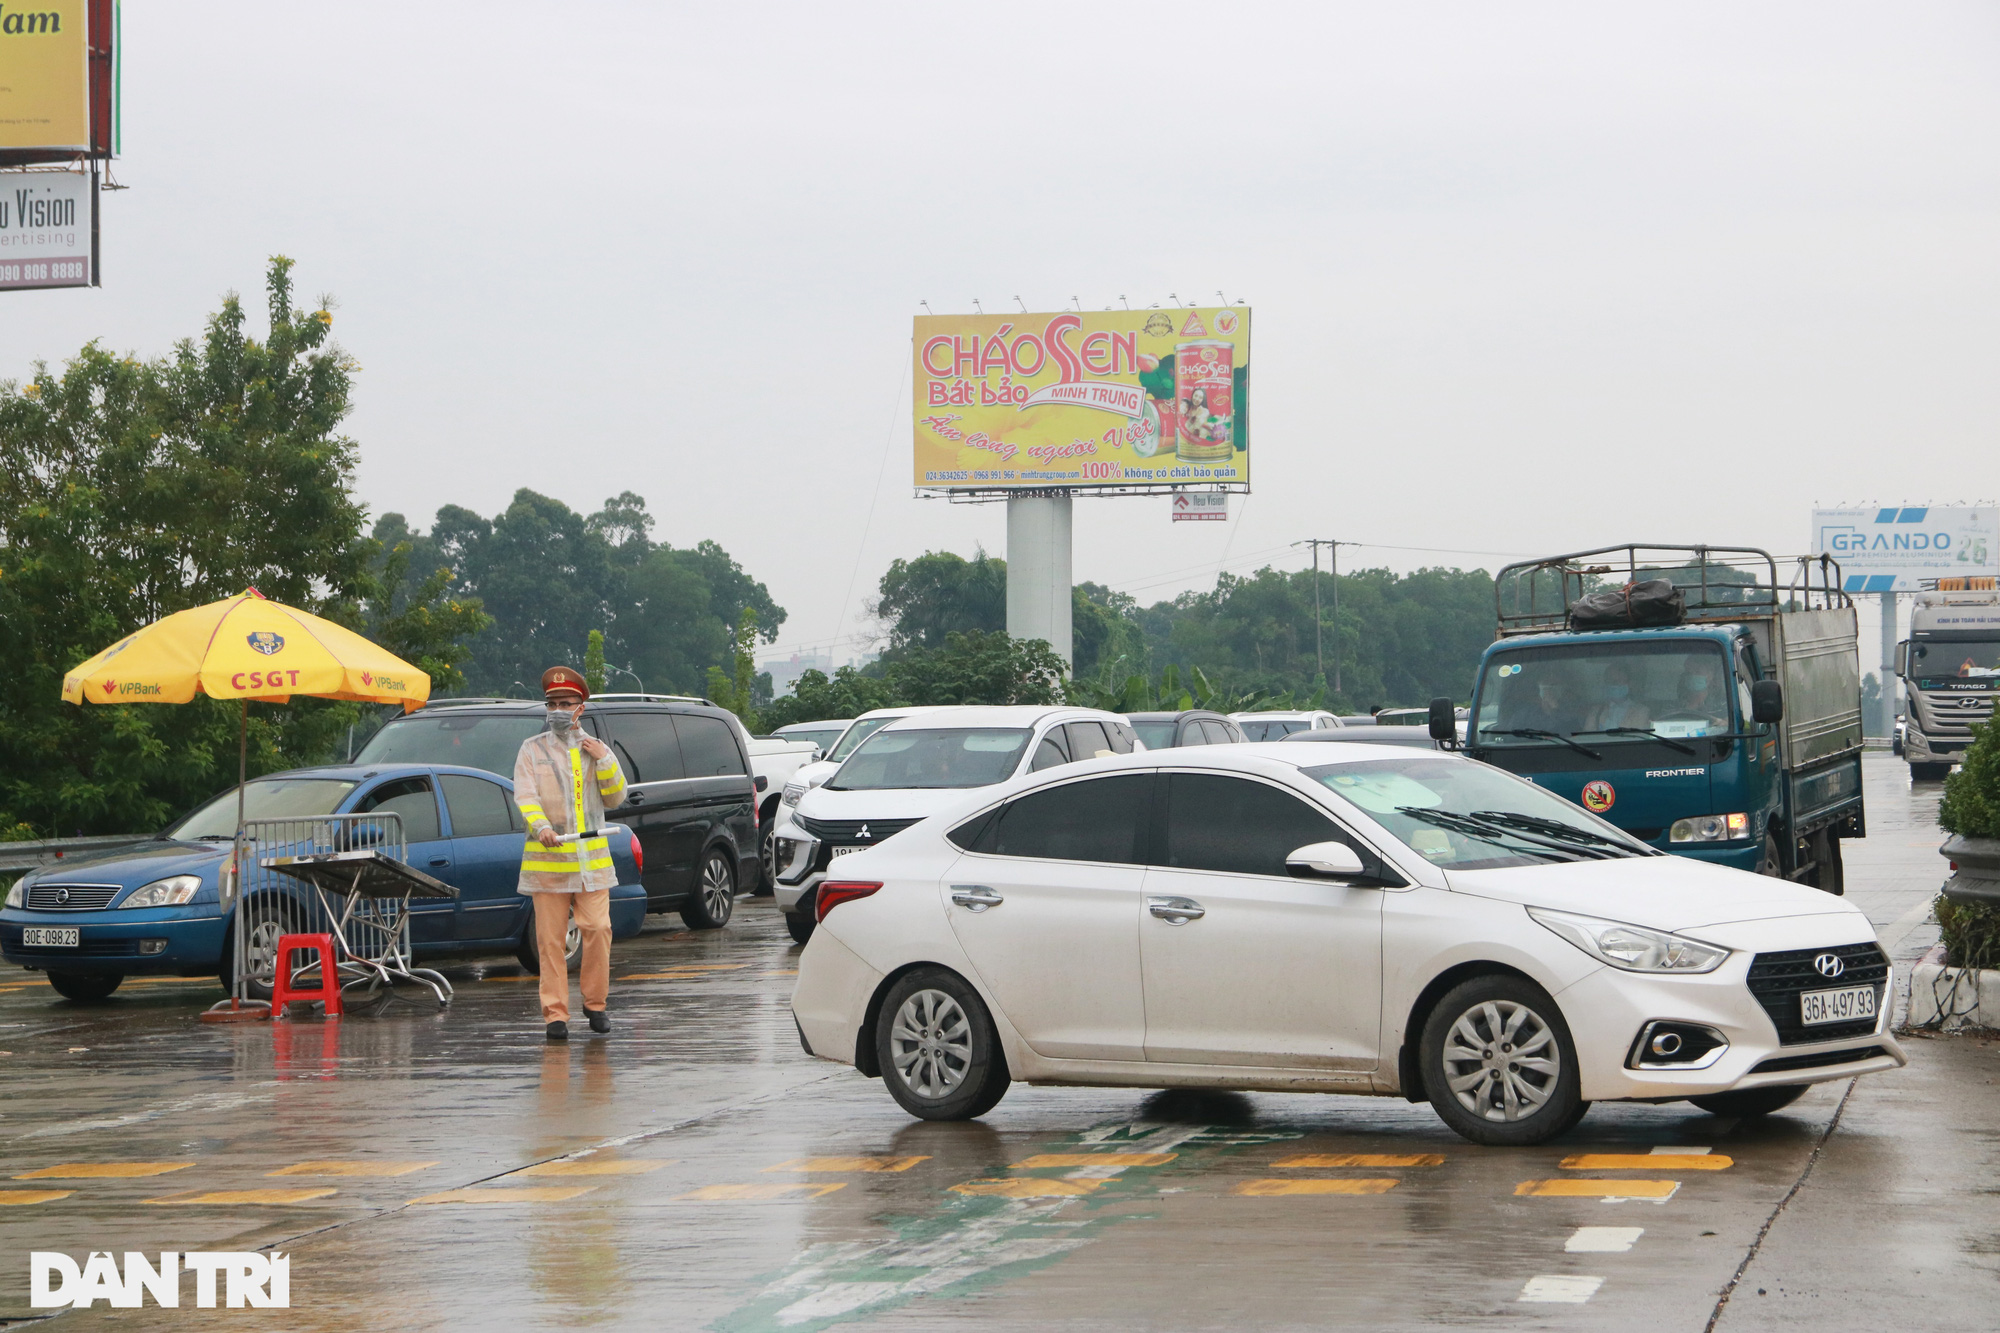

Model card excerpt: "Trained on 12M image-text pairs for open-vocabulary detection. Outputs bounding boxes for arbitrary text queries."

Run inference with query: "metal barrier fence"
[216,813,406,1006]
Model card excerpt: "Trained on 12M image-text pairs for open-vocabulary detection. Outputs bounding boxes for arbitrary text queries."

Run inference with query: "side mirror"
[1893,641,1909,676]
[1428,697,1457,743]
[1286,841,1368,880]
[1751,679,1784,725]
[348,821,386,849]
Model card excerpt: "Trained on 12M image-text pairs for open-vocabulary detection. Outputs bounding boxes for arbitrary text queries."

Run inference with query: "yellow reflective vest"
[512,730,628,894]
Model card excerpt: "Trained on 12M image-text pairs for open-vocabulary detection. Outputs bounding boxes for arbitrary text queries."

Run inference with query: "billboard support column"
[1881,590,1897,740]
[1007,493,1072,669]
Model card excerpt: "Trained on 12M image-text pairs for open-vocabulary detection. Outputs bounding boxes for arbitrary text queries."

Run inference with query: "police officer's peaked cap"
[542,666,589,701]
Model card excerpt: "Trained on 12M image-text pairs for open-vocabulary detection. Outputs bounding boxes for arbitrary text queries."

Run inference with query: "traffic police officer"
[513,665,627,1040]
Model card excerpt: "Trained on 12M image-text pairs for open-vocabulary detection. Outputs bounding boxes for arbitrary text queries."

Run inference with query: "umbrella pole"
[206,699,269,1021]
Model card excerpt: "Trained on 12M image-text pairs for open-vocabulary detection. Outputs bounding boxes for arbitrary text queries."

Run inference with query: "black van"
[353,696,759,929]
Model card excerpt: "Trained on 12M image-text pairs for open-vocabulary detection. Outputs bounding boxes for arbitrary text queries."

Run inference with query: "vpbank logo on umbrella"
[246,632,286,656]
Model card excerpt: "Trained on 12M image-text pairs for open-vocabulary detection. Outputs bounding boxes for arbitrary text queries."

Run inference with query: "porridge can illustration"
[1175,340,1235,463]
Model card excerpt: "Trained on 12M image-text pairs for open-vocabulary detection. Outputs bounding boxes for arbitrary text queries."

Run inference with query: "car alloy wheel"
[1442,999,1561,1123]
[681,848,736,929]
[890,989,973,1099]
[1421,974,1585,1146]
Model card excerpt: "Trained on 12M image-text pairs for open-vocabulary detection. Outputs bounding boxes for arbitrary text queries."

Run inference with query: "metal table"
[259,849,458,1007]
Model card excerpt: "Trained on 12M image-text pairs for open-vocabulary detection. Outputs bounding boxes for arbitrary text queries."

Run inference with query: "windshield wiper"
[1393,806,1585,863]
[1573,726,1696,757]
[1477,728,1603,760]
[1468,810,1646,857]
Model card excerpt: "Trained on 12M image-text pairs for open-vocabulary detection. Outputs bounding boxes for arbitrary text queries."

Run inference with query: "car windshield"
[355,713,547,778]
[828,716,896,761]
[1238,718,1310,742]
[166,778,359,841]
[1475,640,1735,745]
[1306,756,1650,870]
[1132,721,1181,749]
[1909,637,2000,682]
[828,728,1032,790]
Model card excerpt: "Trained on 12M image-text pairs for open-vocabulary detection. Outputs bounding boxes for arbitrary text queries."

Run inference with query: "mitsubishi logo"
[1814,952,1845,979]
[55,886,70,904]
[855,825,872,840]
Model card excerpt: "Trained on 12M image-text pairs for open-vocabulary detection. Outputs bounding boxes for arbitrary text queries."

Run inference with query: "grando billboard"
[0,0,90,151]
[914,308,1250,491]
[0,170,91,288]
[1812,506,2000,593]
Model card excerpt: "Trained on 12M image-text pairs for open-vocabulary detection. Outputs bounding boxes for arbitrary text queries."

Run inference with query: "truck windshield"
[1476,640,1736,746]
[357,713,547,778]
[1306,757,1650,870]
[1909,638,2000,682]
[827,728,1032,790]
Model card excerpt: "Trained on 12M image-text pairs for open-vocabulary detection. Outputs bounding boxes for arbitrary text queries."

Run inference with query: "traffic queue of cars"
[2,693,1903,1151]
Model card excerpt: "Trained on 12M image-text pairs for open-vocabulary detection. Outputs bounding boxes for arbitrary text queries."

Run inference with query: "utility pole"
[1296,539,1356,694]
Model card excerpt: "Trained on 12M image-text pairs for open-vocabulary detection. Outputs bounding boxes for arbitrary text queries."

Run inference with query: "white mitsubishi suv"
[772,705,1140,943]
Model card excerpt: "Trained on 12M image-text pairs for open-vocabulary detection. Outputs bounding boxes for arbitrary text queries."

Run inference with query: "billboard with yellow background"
[0,0,90,150]
[913,308,1250,491]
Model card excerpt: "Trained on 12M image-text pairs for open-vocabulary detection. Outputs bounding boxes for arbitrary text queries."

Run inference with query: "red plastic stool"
[270,933,342,1020]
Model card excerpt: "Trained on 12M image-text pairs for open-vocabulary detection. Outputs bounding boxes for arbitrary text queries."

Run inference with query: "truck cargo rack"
[1494,543,1848,637]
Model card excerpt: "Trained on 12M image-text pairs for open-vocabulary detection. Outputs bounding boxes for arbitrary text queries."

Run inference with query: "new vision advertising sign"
[1812,506,2000,592]
[913,308,1251,491]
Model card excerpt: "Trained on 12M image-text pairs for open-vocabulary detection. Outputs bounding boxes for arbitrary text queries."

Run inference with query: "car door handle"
[950,885,1004,912]
[1147,896,1205,924]
[429,857,451,867]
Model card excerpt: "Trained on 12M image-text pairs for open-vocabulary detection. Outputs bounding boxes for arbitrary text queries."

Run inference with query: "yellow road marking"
[1562,1153,1731,1171]
[1273,1153,1445,1168]
[1011,1153,1177,1169]
[514,1159,671,1177]
[676,1182,846,1202]
[621,969,750,980]
[477,976,539,983]
[0,1190,72,1205]
[1516,1179,1680,1199]
[267,1161,438,1178]
[16,1162,195,1179]
[412,1187,599,1204]
[1233,1178,1400,1196]
[763,1157,930,1173]
[147,1189,336,1205]
[949,1178,1101,1199]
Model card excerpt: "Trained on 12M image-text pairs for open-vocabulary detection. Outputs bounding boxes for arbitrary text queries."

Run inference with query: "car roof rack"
[417,697,534,707]
[588,692,714,705]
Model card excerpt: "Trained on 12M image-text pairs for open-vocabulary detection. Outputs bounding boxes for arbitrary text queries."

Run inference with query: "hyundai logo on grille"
[855,825,872,840]
[1814,952,1845,978]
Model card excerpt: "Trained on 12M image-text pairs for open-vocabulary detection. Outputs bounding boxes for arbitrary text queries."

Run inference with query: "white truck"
[1895,586,2000,779]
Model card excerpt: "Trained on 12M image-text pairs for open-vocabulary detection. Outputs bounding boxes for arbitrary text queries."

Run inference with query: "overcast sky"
[5,1,1996,665]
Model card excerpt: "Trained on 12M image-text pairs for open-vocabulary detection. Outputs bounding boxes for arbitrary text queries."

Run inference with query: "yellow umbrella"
[63,587,429,711]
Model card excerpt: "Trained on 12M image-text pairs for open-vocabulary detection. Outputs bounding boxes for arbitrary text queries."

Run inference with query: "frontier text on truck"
[1462,544,1862,893]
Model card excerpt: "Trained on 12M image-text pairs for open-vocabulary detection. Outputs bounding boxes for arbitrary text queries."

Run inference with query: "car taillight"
[629,832,643,874]
[816,881,882,923]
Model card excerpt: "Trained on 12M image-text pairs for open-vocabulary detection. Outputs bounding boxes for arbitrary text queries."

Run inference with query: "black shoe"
[546,1021,568,1042]
[585,1008,609,1034]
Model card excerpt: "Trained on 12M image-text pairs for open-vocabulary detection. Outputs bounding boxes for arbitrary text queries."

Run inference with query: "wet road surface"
[3,754,1996,1330]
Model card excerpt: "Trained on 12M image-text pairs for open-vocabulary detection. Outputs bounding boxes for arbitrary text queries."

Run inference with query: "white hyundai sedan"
[791,743,1904,1146]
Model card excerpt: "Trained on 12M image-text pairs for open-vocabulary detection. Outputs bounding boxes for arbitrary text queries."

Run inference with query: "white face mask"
[547,705,581,736]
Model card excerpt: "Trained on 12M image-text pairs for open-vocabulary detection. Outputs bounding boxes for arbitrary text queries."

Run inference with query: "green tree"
[365,512,493,695]
[757,666,900,731]
[885,631,1067,707]
[0,257,380,835]
[584,629,607,696]
[874,549,1007,654]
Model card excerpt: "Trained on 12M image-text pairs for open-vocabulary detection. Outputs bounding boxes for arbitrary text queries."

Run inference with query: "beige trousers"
[531,889,611,1023]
